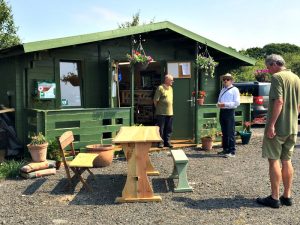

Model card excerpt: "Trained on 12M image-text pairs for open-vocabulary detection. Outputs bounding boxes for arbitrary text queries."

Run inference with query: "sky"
[7,0,300,50]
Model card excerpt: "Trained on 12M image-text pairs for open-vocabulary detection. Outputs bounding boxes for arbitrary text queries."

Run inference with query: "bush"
[0,160,25,180]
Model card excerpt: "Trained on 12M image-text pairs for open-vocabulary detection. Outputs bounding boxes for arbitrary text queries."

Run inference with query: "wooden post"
[195,42,200,144]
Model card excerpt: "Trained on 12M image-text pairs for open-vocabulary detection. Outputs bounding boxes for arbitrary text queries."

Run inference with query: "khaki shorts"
[262,134,297,160]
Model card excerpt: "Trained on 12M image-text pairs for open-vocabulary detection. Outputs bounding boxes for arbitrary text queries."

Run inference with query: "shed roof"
[8,21,256,65]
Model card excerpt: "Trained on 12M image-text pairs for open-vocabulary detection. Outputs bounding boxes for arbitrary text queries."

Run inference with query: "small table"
[112,126,163,203]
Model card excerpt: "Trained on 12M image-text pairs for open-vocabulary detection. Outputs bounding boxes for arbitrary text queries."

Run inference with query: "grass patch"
[0,160,25,180]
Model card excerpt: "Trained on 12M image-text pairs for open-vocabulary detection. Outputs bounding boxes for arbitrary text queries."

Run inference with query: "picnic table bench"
[169,149,193,192]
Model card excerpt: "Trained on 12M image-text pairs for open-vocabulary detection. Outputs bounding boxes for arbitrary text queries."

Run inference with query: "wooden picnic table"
[112,126,163,203]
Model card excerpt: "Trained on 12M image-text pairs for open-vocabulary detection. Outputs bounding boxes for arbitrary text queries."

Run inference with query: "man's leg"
[164,116,173,147]
[281,159,293,198]
[269,159,281,200]
[156,115,166,147]
[219,110,229,152]
[228,110,236,154]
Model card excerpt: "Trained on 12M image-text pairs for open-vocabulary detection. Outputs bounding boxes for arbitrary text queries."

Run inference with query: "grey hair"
[164,74,173,80]
[265,54,285,66]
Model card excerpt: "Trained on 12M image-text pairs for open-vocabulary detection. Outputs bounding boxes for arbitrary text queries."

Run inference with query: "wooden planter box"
[240,96,253,103]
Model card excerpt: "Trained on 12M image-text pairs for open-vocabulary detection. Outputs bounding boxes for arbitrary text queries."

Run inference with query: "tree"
[232,43,300,82]
[118,11,155,28]
[0,0,21,50]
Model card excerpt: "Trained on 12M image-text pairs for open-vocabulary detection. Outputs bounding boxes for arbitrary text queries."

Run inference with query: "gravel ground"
[1,127,300,225]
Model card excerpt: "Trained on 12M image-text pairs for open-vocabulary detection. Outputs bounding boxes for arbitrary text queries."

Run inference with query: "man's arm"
[267,97,284,138]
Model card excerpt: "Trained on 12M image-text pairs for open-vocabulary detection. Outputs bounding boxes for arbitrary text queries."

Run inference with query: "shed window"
[59,61,82,107]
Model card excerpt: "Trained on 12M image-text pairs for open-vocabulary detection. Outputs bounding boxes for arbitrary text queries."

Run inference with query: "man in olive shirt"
[153,74,174,148]
[257,54,300,208]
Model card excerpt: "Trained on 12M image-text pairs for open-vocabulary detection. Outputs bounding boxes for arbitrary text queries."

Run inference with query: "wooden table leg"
[115,142,162,203]
[146,153,160,176]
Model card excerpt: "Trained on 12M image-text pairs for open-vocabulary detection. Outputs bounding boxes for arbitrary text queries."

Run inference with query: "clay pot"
[27,142,48,162]
[85,144,114,167]
[201,137,213,151]
[197,98,205,105]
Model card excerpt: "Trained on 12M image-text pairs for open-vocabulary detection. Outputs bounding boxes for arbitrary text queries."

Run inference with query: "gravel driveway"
[0,127,300,225]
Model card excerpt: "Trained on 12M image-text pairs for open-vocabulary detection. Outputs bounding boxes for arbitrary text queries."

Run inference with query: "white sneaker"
[224,153,236,158]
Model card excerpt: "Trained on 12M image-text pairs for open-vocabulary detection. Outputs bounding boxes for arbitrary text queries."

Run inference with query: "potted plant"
[27,132,48,162]
[195,54,218,78]
[200,127,217,151]
[61,72,80,86]
[200,119,219,151]
[192,90,206,105]
[238,121,252,144]
[47,139,62,169]
[126,50,153,70]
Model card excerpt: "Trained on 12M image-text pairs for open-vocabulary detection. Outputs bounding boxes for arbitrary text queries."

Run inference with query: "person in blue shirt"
[217,73,240,158]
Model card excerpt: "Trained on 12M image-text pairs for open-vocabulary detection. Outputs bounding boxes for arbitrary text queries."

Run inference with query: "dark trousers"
[219,109,236,154]
[156,115,173,146]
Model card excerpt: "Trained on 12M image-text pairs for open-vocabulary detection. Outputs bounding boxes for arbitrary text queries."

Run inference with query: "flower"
[126,50,153,66]
[243,121,251,132]
[254,69,270,82]
[195,54,218,78]
[192,90,206,98]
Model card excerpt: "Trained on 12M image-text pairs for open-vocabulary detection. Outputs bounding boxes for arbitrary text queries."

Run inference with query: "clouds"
[73,6,129,28]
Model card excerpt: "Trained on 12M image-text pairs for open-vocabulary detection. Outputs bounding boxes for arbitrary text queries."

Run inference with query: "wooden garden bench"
[169,149,193,192]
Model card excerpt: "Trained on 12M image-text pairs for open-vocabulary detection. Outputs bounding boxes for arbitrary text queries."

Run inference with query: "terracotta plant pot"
[27,142,48,162]
[85,144,114,167]
[197,98,204,105]
[201,137,213,151]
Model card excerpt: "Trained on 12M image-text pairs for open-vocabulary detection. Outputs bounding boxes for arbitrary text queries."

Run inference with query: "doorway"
[118,62,162,125]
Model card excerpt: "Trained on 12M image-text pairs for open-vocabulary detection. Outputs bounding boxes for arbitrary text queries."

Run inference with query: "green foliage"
[263,43,300,56]
[0,160,25,179]
[0,0,21,50]
[195,55,218,78]
[200,119,220,140]
[47,139,61,161]
[28,132,47,145]
[118,11,155,28]
[232,43,300,82]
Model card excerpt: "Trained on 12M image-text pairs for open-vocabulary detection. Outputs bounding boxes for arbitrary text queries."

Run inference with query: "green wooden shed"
[0,21,255,150]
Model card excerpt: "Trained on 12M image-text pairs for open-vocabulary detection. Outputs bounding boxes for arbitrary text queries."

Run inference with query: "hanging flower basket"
[127,50,153,69]
[195,54,218,78]
[135,62,149,71]
[61,72,80,86]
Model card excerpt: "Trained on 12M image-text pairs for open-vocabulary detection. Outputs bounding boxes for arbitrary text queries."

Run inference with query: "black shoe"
[158,143,164,148]
[217,150,228,155]
[280,196,293,206]
[164,144,174,148]
[256,195,280,208]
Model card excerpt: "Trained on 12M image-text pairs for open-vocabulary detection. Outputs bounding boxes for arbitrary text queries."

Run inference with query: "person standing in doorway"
[257,54,300,208]
[153,74,174,148]
[217,73,240,158]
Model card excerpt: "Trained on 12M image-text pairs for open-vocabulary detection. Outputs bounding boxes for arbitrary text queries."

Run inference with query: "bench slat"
[171,150,188,163]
